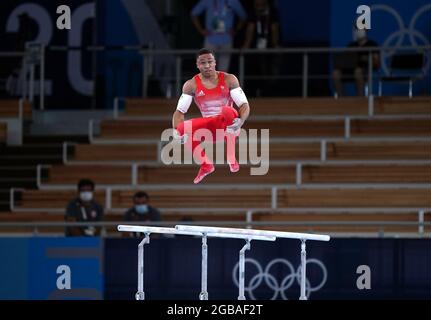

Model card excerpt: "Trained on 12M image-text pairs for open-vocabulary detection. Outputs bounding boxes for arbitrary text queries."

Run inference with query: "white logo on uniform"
[197,90,205,97]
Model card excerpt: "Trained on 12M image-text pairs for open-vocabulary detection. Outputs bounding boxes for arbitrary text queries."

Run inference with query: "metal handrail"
[8,207,431,214]
[115,112,431,119]
[30,44,431,110]
[108,114,431,121]
[88,119,94,143]
[36,164,52,188]
[0,221,429,239]
[45,45,431,53]
[134,45,431,99]
[0,221,428,227]
[5,207,429,236]
[89,137,431,145]
[3,45,429,111]
[33,182,431,191]
[113,97,124,118]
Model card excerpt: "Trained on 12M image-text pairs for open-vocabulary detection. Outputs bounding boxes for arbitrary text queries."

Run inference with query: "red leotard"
[176,72,239,166]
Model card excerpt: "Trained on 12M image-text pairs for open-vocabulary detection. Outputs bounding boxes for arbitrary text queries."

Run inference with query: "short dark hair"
[196,48,214,59]
[133,191,149,200]
[77,179,95,190]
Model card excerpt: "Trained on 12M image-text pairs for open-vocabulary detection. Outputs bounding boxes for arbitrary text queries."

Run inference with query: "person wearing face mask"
[123,192,162,237]
[65,179,104,237]
[332,25,380,97]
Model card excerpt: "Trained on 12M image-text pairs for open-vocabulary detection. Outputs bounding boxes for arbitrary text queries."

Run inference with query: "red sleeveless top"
[193,72,233,117]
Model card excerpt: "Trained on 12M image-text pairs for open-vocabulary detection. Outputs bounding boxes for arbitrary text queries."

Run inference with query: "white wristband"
[230,87,248,108]
[176,93,193,114]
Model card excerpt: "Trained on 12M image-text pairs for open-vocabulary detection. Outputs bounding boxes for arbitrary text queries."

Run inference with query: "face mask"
[353,29,366,41]
[80,191,93,202]
[135,204,149,214]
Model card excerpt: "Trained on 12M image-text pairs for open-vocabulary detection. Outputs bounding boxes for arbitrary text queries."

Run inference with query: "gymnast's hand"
[226,118,243,135]
[173,129,188,144]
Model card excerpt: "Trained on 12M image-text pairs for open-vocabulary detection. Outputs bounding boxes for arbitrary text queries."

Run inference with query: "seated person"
[123,191,162,237]
[65,179,104,236]
[332,26,380,97]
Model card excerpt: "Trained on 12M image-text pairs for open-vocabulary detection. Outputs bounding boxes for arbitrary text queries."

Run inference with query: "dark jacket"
[65,197,104,236]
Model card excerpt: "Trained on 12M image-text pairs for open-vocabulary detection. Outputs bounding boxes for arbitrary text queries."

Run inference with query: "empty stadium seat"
[5,97,431,236]
[0,100,32,119]
[0,123,6,143]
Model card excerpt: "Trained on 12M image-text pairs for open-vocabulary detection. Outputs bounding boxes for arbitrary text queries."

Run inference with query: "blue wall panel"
[104,238,431,300]
[0,239,29,299]
[0,237,103,300]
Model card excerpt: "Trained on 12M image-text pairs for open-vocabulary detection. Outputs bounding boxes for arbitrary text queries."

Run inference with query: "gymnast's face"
[197,53,216,77]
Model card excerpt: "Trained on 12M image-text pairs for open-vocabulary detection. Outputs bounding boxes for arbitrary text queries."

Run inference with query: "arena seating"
[0,100,32,119]
[41,163,431,185]
[73,144,157,162]
[3,97,431,236]
[121,97,368,117]
[326,141,431,160]
[69,141,431,162]
[0,99,32,145]
[12,187,431,210]
[97,118,431,140]
[276,188,431,207]
[0,123,6,144]
[119,97,431,117]
[72,142,322,162]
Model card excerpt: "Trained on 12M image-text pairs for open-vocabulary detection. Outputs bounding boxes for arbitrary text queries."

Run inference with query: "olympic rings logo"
[232,258,328,300]
[370,4,431,76]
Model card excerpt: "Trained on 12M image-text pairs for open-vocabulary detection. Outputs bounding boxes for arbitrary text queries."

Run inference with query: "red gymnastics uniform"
[176,72,239,178]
